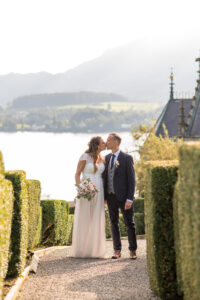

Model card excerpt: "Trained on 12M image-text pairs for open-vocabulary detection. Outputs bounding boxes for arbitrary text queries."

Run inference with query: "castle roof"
[155,98,192,137]
[155,57,200,139]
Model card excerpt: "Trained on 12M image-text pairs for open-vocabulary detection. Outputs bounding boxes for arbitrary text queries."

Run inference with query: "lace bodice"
[79,153,105,179]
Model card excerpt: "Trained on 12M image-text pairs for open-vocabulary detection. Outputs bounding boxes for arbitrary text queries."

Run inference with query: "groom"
[104,133,137,259]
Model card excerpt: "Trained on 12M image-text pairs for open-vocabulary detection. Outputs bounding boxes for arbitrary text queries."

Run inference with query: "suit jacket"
[104,151,136,203]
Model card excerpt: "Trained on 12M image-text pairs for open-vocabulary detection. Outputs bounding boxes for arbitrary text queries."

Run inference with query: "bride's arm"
[75,160,86,185]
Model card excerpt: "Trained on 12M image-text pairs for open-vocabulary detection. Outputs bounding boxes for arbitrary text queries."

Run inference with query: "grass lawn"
[57,101,164,112]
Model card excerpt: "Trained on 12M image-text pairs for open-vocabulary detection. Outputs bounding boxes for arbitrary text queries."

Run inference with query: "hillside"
[0,35,199,106]
[11,92,127,109]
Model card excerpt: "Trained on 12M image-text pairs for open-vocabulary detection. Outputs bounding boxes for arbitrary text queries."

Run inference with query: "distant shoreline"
[0,128,133,134]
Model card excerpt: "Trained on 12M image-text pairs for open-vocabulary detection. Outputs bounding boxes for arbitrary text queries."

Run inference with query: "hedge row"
[103,201,145,239]
[0,151,42,299]
[27,180,41,249]
[69,199,145,240]
[134,198,144,213]
[5,171,29,277]
[144,161,179,299]
[41,200,70,246]
[174,143,200,300]
[0,175,14,299]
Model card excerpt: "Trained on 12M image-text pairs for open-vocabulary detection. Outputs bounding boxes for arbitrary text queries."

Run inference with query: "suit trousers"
[107,193,137,251]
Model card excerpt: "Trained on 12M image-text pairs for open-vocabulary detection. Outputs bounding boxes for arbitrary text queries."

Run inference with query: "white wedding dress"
[71,153,106,258]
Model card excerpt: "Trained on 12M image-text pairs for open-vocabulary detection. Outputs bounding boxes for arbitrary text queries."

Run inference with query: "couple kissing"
[71,132,137,260]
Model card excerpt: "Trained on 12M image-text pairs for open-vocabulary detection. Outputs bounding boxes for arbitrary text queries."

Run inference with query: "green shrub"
[135,213,144,235]
[119,214,127,237]
[0,152,4,175]
[5,171,28,277]
[131,125,182,196]
[41,200,69,246]
[66,215,74,245]
[0,175,14,296]
[134,198,144,213]
[105,208,112,239]
[69,206,75,214]
[105,206,144,238]
[145,161,179,299]
[173,142,200,300]
[27,180,41,249]
[32,206,42,248]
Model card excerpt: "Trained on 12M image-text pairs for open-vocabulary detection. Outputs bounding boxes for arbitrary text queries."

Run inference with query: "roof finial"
[170,68,174,100]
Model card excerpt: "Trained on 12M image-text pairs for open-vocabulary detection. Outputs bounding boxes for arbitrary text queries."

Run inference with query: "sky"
[0,0,200,75]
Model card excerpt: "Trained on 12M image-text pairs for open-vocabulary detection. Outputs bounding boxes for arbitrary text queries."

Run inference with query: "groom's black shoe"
[130,250,137,260]
[112,251,121,259]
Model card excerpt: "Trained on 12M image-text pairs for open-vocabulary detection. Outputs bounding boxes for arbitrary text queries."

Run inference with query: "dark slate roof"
[188,96,200,137]
[155,99,192,137]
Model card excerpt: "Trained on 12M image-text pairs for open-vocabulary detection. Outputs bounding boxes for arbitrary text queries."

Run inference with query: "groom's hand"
[104,200,107,206]
[124,201,132,210]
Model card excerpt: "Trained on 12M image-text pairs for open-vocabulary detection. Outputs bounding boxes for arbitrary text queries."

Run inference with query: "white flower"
[115,160,120,168]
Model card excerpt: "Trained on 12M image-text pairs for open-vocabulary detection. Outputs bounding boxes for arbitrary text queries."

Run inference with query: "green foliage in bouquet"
[144,161,179,299]
[131,124,182,196]
[5,171,28,277]
[173,142,200,300]
[0,175,14,293]
[26,179,41,249]
[41,200,69,246]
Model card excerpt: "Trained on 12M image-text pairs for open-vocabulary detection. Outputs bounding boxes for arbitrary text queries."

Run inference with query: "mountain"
[12,92,127,109]
[0,36,199,106]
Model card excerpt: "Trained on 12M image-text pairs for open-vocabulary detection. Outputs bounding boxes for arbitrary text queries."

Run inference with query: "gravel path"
[18,239,158,300]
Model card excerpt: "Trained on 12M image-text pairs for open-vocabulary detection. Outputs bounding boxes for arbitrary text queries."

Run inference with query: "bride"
[71,136,106,258]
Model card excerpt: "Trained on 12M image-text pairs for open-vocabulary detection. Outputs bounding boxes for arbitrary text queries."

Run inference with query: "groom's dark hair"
[110,133,122,145]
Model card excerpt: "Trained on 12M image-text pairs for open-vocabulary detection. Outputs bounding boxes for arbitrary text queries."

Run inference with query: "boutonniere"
[115,160,120,168]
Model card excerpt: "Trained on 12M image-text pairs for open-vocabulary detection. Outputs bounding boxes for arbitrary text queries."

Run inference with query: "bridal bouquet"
[75,178,98,201]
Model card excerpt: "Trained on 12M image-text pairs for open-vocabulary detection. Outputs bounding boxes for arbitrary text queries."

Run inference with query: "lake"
[0,131,137,201]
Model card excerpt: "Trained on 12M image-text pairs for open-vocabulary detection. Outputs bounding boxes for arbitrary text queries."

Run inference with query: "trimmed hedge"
[41,200,69,246]
[105,208,112,239]
[0,152,5,175]
[27,180,41,249]
[5,171,28,277]
[144,161,179,299]
[134,198,144,213]
[174,143,200,300]
[0,175,14,298]
[32,206,42,248]
[135,213,144,235]
[65,215,74,245]
[105,206,145,238]
[69,206,75,214]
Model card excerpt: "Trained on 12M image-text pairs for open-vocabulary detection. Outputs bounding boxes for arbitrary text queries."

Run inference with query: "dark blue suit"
[104,151,137,251]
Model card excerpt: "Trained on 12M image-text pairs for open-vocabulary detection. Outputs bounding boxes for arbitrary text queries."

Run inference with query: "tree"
[131,124,183,196]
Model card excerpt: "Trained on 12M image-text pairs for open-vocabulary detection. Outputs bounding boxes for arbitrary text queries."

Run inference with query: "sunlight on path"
[18,240,158,300]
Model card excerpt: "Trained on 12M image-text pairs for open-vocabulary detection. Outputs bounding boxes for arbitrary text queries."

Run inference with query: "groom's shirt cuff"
[126,199,133,203]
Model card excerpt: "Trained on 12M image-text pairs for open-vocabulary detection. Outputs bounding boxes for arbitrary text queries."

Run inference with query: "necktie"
[110,154,115,169]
